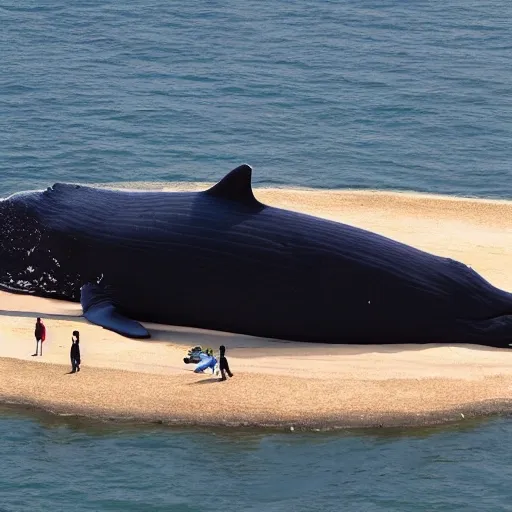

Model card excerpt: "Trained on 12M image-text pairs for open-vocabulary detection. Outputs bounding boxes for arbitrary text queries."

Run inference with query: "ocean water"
[0,408,511,512]
[1,1,511,198]
[2,1,512,510]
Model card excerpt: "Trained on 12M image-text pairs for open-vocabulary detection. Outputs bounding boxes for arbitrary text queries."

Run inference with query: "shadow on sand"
[140,324,511,357]
[1,306,509,358]
[189,377,221,385]
[0,310,81,321]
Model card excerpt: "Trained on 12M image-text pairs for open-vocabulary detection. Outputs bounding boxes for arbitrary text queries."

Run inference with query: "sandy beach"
[1,187,511,429]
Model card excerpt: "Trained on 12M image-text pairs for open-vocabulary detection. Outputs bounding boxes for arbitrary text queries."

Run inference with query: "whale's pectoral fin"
[205,164,264,209]
[84,304,150,339]
[80,283,150,339]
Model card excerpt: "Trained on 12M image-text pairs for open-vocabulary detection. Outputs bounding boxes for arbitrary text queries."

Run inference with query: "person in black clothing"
[32,317,46,357]
[70,330,81,373]
[219,345,233,381]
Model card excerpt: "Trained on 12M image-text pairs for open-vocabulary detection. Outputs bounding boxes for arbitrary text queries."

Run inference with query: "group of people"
[33,317,81,373]
[185,344,234,381]
[32,318,234,380]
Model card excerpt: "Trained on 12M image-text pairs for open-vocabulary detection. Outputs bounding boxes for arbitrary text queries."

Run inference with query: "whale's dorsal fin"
[205,164,263,208]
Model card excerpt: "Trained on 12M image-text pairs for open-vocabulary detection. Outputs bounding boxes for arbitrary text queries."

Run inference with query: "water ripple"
[1,0,511,199]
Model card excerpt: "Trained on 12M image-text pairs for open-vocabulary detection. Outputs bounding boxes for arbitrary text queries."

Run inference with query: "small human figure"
[219,345,233,381]
[70,330,81,373]
[32,317,46,356]
[193,348,217,374]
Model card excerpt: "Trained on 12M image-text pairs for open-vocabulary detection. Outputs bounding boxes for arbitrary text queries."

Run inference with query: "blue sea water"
[1,1,512,510]
[1,409,512,512]
[1,1,511,198]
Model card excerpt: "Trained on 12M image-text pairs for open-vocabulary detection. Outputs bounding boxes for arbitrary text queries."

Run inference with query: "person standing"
[32,317,46,356]
[70,330,81,373]
[219,345,233,381]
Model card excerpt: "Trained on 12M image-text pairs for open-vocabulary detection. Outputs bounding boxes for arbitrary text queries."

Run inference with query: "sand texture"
[1,188,511,429]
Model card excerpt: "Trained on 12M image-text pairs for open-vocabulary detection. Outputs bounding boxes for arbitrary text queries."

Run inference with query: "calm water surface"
[0,409,511,512]
[1,0,511,198]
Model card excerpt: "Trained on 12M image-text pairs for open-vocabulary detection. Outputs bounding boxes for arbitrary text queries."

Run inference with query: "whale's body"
[1,165,511,346]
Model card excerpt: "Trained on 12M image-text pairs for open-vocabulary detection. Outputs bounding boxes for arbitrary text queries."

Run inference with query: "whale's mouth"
[0,193,84,302]
[0,280,82,303]
[478,288,512,321]
[0,282,39,295]
[454,311,512,348]
[0,236,64,299]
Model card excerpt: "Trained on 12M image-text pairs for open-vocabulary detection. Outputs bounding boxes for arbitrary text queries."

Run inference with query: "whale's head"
[0,189,82,298]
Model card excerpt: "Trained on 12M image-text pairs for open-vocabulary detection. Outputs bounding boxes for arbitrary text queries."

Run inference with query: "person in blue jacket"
[194,348,217,374]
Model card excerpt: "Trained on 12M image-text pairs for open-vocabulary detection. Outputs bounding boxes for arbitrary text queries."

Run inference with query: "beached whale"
[0,164,511,346]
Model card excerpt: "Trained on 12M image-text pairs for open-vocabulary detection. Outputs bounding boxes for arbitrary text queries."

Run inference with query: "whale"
[0,164,511,347]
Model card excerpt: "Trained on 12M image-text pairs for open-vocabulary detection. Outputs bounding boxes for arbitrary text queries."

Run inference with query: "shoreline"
[1,357,512,431]
[0,188,511,430]
[5,182,512,204]
[3,396,512,432]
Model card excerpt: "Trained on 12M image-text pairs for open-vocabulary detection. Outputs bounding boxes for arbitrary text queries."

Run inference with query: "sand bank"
[0,188,511,429]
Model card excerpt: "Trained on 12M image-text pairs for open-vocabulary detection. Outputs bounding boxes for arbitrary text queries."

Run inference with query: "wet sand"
[1,188,511,429]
